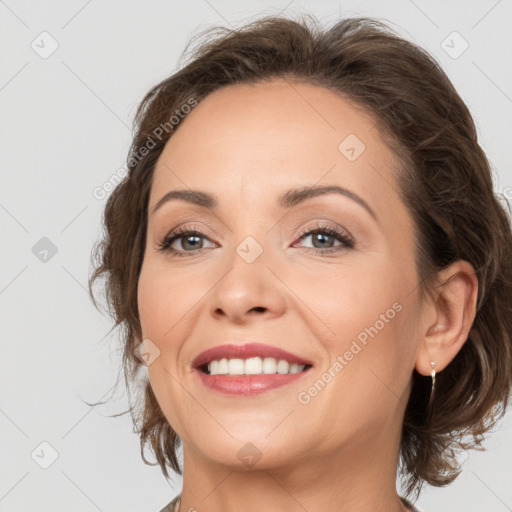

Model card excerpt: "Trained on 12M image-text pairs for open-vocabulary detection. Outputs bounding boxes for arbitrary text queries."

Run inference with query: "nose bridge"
[230,208,284,273]
[229,206,275,266]
[208,219,285,321]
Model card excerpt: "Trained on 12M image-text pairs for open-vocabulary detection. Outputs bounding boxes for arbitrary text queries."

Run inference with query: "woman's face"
[138,78,424,469]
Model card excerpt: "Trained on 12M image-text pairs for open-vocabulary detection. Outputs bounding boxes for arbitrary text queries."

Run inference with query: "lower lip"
[194,368,311,395]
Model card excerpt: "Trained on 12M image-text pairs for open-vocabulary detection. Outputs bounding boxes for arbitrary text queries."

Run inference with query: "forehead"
[150,78,404,225]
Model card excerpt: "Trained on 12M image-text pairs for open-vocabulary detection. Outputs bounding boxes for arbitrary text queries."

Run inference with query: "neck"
[176,412,408,512]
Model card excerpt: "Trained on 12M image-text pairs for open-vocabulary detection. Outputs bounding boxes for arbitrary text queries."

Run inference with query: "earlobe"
[415,260,479,377]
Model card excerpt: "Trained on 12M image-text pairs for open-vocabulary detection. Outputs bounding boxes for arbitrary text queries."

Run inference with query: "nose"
[208,244,287,325]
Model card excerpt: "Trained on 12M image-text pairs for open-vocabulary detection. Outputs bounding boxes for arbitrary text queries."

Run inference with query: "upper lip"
[192,343,314,369]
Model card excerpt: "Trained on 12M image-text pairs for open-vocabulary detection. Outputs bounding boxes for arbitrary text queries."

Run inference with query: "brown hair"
[88,14,512,500]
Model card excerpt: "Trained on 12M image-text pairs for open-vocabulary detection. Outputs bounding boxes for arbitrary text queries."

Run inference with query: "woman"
[89,15,512,512]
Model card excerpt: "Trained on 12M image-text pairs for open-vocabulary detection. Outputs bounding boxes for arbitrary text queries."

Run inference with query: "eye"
[156,224,215,257]
[293,223,354,255]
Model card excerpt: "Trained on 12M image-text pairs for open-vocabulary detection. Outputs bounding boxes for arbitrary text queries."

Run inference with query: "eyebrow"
[151,184,378,223]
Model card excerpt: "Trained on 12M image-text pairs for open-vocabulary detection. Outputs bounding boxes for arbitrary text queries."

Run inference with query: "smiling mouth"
[198,357,313,376]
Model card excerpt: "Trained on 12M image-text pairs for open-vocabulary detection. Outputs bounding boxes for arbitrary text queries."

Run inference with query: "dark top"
[158,494,422,511]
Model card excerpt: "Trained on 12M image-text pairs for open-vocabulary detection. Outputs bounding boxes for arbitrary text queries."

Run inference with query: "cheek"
[137,264,196,435]
[296,259,410,386]
[137,263,199,345]
[137,265,165,342]
[291,258,399,342]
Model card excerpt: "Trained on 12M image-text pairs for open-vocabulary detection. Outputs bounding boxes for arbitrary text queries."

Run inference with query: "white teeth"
[289,363,304,374]
[245,357,263,375]
[218,358,228,374]
[277,360,289,374]
[262,357,276,374]
[228,358,245,375]
[207,357,307,376]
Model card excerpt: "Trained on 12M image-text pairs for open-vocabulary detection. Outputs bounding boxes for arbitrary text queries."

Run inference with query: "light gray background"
[1,1,511,511]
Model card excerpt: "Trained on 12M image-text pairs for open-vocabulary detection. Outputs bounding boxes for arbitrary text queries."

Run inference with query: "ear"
[415,260,479,376]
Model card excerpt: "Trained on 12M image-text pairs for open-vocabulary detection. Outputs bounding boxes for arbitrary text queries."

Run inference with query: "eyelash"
[156,222,355,258]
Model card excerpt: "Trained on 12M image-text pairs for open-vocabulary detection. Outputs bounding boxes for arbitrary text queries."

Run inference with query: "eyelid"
[158,218,220,241]
[290,218,353,239]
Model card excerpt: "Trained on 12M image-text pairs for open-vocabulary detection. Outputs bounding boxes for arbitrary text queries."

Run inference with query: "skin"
[137,78,478,512]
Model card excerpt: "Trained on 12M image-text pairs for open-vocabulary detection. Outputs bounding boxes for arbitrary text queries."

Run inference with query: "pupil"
[183,235,201,250]
[313,233,333,248]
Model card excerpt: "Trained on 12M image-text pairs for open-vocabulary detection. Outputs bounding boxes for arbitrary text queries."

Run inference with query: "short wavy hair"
[88,14,512,500]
